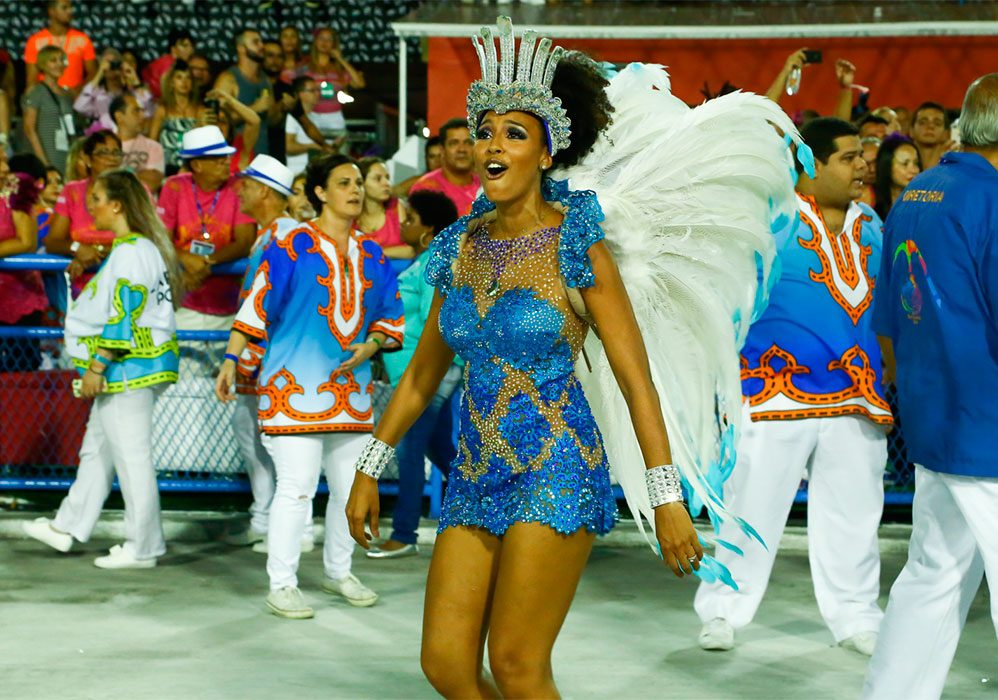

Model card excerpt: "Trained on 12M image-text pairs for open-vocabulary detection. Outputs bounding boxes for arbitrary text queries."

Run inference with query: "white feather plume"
[561,63,803,562]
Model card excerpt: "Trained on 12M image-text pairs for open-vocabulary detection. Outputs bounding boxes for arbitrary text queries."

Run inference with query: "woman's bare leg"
[486,522,596,699]
[422,525,503,699]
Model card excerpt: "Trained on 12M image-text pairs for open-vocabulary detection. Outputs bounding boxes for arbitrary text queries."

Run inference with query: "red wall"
[427,35,998,132]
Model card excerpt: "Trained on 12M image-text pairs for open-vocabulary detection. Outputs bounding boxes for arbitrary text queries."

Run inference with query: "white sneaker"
[322,573,378,607]
[839,631,878,656]
[94,544,156,569]
[266,586,315,619]
[22,517,73,553]
[252,537,315,554]
[225,528,266,546]
[699,617,735,651]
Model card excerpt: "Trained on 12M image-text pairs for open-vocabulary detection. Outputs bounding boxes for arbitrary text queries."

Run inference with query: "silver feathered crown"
[466,16,571,155]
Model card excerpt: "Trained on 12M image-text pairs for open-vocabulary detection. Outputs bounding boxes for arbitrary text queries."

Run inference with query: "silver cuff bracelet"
[355,437,395,480]
[646,464,683,508]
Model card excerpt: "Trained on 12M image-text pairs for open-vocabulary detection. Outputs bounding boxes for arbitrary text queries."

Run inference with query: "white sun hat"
[239,154,295,197]
[179,125,238,159]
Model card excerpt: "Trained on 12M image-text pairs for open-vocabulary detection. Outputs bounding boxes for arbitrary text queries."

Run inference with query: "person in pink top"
[156,125,255,330]
[297,27,365,138]
[0,156,49,371]
[409,117,481,216]
[46,130,123,278]
[142,29,195,101]
[356,156,411,259]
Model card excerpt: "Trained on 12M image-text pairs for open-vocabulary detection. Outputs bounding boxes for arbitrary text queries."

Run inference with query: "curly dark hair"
[549,51,614,168]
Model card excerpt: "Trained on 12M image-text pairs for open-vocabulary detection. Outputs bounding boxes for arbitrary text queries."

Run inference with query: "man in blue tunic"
[862,74,998,700]
[696,118,891,655]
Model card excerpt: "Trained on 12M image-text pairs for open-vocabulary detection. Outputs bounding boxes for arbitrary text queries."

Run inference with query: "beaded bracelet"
[646,464,683,508]
[355,437,395,480]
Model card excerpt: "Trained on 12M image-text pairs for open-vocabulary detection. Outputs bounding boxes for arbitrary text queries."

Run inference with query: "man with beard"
[409,118,480,216]
[214,28,282,158]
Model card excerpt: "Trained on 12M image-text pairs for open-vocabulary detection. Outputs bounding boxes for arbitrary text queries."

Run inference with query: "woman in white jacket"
[23,169,184,569]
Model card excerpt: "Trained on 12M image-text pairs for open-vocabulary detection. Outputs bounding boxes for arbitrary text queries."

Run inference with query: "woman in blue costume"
[345,19,703,699]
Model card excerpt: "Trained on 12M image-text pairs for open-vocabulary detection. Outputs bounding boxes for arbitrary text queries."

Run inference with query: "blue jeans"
[391,365,462,545]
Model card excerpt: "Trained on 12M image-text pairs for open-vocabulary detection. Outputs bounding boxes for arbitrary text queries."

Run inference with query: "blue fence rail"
[1,254,915,509]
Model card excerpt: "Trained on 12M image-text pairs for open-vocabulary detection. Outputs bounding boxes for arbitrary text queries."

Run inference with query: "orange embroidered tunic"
[740,194,893,427]
[233,224,404,434]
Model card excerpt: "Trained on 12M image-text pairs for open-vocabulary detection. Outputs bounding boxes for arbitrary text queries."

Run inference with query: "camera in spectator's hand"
[109,60,122,71]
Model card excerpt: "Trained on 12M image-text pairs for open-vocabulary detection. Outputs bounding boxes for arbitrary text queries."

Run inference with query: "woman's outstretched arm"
[346,290,456,547]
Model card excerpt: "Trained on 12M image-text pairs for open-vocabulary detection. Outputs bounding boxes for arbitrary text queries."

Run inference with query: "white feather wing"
[562,63,802,560]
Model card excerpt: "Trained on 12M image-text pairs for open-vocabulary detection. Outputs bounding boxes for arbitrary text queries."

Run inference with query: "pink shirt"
[122,135,165,174]
[53,179,114,246]
[298,64,348,115]
[359,198,402,249]
[157,172,254,316]
[0,197,47,324]
[410,169,481,217]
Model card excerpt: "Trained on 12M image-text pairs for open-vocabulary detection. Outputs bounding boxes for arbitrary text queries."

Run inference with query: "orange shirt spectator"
[24,0,96,91]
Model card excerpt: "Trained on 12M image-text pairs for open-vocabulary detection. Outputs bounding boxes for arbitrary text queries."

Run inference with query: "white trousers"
[861,465,998,700]
[53,387,166,559]
[694,411,886,642]
[266,432,366,591]
[231,394,276,535]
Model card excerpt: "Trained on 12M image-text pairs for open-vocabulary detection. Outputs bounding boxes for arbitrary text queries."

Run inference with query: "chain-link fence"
[0,256,915,507]
[0,326,443,494]
[0,324,915,504]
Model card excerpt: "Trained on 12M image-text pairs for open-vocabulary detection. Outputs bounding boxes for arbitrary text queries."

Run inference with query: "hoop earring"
[418,232,432,249]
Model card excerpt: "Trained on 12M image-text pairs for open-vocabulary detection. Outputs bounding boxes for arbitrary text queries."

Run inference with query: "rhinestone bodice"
[427,179,612,487]
[439,222,604,479]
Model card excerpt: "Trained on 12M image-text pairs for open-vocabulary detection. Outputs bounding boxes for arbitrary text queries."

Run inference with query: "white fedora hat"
[179,125,237,159]
[239,154,294,197]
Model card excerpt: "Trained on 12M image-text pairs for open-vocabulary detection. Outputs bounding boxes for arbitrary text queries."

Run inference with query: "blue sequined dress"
[425,179,619,536]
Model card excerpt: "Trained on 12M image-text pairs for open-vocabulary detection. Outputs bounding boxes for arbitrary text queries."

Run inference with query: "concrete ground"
[0,513,994,700]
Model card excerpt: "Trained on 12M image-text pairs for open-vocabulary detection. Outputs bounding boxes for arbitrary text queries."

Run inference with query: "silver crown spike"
[516,29,538,83]
[497,16,515,85]
[471,35,488,82]
[480,27,498,84]
[530,37,552,84]
[542,46,565,87]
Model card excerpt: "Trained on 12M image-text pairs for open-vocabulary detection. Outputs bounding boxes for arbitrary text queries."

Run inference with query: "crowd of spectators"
[0,2,971,507]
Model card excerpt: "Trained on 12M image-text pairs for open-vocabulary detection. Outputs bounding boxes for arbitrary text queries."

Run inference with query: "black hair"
[168,28,194,50]
[304,153,361,212]
[8,152,47,181]
[291,74,314,95]
[858,114,889,127]
[424,135,441,156]
[873,136,921,221]
[408,190,459,236]
[438,118,468,144]
[912,101,950,128]
[796,117,860,174]
[235,27,259,53]
[108,92,132,124]
[547,51,614,168]
[82,129,122,158]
